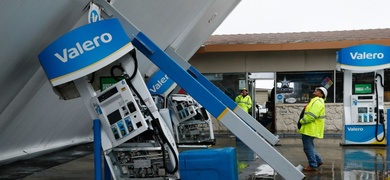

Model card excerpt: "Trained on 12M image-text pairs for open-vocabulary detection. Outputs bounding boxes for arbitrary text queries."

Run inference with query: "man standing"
[298,87,327,171]
[235,88,252,113]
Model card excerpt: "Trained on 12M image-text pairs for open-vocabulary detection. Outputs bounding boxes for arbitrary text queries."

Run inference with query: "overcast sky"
[213,0,390,34]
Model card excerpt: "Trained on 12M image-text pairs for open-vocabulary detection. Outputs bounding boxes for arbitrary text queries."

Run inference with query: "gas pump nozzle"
[374,107,385,123]
[379,109,385,124]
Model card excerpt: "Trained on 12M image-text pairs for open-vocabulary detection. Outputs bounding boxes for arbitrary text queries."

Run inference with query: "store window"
[204,73,246,100]
[335,71,343,103]
[275,71,334,104]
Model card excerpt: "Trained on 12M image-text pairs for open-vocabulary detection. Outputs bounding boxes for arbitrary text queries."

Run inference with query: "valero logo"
[38,18,133,86]
[146,70,175,95]
[88,2,100,23]
[337,44,390,71]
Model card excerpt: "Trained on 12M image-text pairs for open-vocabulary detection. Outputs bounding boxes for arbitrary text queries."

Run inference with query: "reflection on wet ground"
[231,134,389,180]
[1,133,390,180]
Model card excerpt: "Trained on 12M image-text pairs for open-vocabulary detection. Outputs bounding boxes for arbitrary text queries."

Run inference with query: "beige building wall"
[190,49,337,73]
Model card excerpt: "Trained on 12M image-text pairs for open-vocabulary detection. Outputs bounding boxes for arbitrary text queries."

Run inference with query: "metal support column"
[93,119,102,180]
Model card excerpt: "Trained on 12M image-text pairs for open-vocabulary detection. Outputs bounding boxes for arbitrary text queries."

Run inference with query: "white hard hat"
[317,87,328,99]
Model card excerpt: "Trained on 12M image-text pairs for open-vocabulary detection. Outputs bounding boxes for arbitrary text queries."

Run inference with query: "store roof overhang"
[197,39,390,53]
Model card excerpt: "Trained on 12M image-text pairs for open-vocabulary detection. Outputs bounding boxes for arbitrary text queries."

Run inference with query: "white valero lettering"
[54,32,113,63]
[149,74,169,93]
[347,127,364,131]
[350,52,384,60]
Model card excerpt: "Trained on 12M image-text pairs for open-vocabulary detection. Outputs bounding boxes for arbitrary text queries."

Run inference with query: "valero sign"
[38,18,133,86]
[146,69,175,95]
[336,44,390,71]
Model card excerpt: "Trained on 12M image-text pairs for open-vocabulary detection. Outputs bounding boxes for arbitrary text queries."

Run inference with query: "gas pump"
[343,70,386,145]
[168,94,215,145]
[337,44,390,145]
[93,53,180,179]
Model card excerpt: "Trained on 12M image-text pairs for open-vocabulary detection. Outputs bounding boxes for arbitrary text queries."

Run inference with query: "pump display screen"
[358,107,368,113]
[352,72,375,95]
[354,84,373,94]
[107,109,122,125]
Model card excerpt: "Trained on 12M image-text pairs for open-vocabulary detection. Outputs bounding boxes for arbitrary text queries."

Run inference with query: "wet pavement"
[1,133,390,180]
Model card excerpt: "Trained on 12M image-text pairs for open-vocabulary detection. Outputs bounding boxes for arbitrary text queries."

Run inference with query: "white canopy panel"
[0,0,239,164]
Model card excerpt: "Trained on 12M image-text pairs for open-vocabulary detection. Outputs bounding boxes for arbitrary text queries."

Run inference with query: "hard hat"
[241,88,247,91]
[317,87,327,99]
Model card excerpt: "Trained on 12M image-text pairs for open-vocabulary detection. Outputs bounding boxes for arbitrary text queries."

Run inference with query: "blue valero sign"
[146,69,176,95]
[336,44,390,71]
[38,18,133,86]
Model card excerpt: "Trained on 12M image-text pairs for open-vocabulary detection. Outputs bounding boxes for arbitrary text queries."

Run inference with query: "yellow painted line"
[217,108,229,121]
[233,105,240,112]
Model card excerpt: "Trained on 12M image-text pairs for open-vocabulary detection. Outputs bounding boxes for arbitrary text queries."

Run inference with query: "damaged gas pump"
[39,17,180,179]
[168,94,215,145]
[90,52,180,179]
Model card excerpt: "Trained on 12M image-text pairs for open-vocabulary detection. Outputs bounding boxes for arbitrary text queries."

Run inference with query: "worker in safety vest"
[235,88,252,113]
[298,86,327,172]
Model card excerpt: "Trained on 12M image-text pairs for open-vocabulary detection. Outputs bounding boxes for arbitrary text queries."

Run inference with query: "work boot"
[303,166,317,171]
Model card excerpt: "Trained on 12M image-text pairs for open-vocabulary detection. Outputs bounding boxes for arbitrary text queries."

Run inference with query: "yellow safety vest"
[297,97,325,138]
[235,95,252,113]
